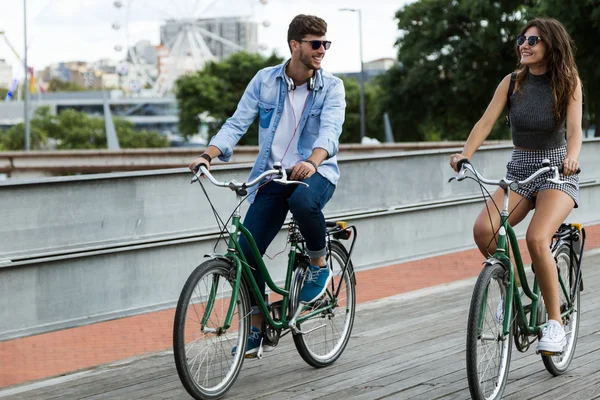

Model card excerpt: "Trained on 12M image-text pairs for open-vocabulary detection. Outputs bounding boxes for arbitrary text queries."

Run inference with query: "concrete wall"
[1,140,599,340]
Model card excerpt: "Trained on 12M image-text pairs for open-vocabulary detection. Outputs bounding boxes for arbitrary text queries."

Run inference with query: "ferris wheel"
[112,0,270,96]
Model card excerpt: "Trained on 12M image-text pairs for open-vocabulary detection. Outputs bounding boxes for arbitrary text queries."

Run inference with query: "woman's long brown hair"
[514,18,579,122]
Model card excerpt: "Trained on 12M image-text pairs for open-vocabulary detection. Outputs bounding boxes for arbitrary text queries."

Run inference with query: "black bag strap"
[505,72,517,126]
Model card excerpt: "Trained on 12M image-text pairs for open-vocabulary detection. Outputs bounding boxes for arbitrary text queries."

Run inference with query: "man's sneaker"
[299,265,332,304]
[231,326,272,358]
[537,319,566,354]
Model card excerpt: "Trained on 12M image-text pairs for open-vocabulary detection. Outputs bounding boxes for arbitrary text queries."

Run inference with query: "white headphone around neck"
[285,70,316,91]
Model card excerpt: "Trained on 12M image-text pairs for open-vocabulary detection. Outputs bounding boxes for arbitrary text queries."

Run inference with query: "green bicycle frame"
[490,211,573,337]
[202,210,334,332]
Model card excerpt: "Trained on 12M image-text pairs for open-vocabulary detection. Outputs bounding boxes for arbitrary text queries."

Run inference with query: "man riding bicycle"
[188,14,346,357]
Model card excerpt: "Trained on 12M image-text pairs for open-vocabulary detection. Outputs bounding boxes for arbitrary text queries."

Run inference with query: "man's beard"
[299,48,320,70]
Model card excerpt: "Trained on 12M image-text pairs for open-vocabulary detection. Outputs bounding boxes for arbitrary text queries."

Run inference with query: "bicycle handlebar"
[449,158,580,189]
[191,162,309,191]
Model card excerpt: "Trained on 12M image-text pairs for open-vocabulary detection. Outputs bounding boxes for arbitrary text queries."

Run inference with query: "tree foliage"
[175,51,284,144]
[381,0,600,140]
[47,78,87,92]
[538,0,600,134]
[0,106,168,150]
[339,77,385,143]
[380,0,539,141]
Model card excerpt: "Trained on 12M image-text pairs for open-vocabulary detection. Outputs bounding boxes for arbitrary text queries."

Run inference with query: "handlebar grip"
[193,163,209,173]
[456,158,470,171]
[558,165,581,174]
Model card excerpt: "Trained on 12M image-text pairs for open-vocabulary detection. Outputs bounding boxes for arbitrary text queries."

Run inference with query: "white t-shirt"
[268,82,310,169]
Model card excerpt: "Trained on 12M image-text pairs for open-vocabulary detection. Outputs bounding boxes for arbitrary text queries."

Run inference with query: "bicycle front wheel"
[466,261,513,400]
[292,241,356,368]
[173,259,251,400]
[542,244,581,375]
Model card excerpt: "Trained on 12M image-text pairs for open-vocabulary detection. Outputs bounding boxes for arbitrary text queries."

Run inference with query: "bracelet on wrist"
[306,160,318,172]
[200,153,212,163]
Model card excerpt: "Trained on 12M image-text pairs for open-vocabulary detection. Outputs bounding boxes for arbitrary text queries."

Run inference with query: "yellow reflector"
[571,223,583,231]
[336,221,348,229]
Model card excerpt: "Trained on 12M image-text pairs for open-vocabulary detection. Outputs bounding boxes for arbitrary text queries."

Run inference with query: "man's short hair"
[287,14,327,52]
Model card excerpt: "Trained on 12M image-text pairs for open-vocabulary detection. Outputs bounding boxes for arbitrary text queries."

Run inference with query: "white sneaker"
[537,319,566,353]
[494,289,526,324]
[495,297,504,324]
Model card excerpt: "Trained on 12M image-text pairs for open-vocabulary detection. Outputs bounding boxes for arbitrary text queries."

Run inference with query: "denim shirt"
[209,61,346,203]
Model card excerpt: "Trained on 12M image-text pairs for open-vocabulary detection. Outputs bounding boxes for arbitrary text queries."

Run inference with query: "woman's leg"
[526,189,575,323]
[473,188,534,257]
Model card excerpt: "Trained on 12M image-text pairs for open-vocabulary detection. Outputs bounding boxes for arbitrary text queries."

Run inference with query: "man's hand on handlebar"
[290,161,317,181]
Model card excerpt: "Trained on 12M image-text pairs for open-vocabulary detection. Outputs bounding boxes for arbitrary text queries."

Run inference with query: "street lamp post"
[339,8,366,142]
[23,0,30,150]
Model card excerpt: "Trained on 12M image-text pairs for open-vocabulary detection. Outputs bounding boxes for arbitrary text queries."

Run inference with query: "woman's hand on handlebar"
[562,157,579,176]
[449,153,469,172]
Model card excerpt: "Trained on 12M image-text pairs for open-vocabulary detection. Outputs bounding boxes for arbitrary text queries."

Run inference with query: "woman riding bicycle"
[449,17,583,354]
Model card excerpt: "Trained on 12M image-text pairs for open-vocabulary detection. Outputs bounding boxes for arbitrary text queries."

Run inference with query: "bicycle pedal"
[536,349,563,356]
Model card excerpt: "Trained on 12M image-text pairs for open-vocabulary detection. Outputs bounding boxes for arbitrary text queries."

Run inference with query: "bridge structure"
[1,139,599,398]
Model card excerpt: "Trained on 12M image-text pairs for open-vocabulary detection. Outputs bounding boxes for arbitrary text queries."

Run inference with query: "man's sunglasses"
[516,35,542,47]
[299,40,332,50]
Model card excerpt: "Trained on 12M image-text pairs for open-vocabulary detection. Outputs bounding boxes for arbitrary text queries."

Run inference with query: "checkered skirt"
[506,146,579,208]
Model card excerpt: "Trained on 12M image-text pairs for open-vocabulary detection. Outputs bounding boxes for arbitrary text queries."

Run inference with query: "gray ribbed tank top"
[508,72,566,149]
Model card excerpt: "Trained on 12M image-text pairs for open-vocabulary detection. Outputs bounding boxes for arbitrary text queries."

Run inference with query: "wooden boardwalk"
[2,250,600,400]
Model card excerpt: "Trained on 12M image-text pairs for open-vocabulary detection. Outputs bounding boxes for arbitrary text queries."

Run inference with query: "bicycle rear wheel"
[466,261,513,400]
[292,241,356,368]
[173,259,251,400]
[542,244,580,375]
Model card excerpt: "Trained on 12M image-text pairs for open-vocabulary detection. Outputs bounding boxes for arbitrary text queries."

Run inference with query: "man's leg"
[239,182,289,328]
[288,173,336,302]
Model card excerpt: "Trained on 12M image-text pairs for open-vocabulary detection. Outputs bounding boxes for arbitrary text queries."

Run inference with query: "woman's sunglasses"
[516,35,542,47]
[299,40,332,50]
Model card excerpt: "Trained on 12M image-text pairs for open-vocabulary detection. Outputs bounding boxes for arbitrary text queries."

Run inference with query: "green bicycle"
[173,165,357,400]
[450,159,585,400]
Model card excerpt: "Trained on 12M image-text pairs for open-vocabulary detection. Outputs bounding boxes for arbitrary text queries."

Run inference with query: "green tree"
[339,77,385,143]
[381,0,537,141]
[537,0,600,135]
[114,119,169,148]
[0,106,168,150]
[47,78,87,92]
[176,51,284,144]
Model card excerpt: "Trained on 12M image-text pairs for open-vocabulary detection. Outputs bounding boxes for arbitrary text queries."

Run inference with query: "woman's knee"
[526,230,551,256]
[473,219,496,253]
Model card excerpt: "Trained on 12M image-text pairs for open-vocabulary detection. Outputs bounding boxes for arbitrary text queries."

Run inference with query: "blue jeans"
[239,172,336,307]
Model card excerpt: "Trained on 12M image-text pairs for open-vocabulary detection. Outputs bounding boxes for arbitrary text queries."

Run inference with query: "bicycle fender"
[204,253,235,266]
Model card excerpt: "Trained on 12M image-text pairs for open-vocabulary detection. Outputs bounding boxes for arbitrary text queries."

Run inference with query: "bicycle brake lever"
[273,167,309,187]
[547,168,577,187]
[448,169,468,183]
[274,177,309,187]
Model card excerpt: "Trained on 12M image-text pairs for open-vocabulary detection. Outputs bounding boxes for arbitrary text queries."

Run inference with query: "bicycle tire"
[466,261,513,400]
[542,244,581,375]
[173,259,251,400]
[291,240,356,368]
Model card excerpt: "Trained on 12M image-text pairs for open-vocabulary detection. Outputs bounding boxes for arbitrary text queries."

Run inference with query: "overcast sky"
[0,0,410,79]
